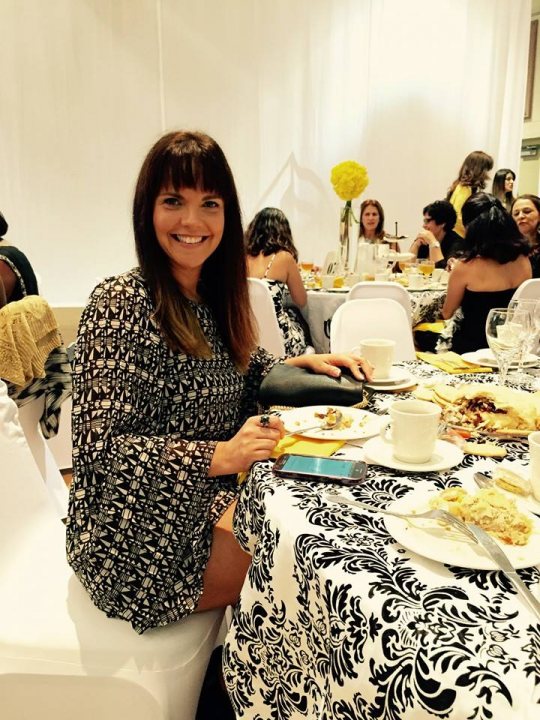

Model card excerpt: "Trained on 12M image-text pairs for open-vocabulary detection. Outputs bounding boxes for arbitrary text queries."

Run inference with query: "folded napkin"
[414,321,445,333]
[237,435,344,485]
[416,351,492,374]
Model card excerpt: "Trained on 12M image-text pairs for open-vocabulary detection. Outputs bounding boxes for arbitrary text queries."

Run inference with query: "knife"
[466,523,540,621]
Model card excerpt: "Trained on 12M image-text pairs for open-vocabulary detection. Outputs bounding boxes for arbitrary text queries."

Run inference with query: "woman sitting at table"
[446,150,494,238]
[245,207,310,357]
[0,210,39,302]
[511,194,540,278]
[409,200,464,270]
[492,168,516,213]
[357,199,395,246]
[66,130,372,636]
[441,193,531,354]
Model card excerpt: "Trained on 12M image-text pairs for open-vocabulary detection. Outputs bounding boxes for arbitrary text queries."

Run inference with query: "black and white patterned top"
[66,268,276,633]
[265,279,308,357]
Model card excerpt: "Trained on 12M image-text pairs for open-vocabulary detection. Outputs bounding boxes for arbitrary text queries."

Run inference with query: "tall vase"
[338,201,353,273]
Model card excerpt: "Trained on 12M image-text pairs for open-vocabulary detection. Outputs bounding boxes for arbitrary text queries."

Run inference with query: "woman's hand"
[286,352,373,382]
[209,414,285,475]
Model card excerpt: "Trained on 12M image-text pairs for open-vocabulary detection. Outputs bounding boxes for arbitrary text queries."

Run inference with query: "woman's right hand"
[209,414,285,475]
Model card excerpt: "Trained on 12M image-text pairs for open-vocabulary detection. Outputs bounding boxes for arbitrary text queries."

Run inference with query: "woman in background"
[0,211,39,302]
[358,199,389,244]
[492,168,516,212]
[442,193,531,353]
[446,150,494,237]
[511,194,540,277]
[245,207,309,357]
[409,200,464,269]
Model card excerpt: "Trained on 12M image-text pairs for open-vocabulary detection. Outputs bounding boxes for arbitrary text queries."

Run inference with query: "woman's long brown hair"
[133,131,257,370]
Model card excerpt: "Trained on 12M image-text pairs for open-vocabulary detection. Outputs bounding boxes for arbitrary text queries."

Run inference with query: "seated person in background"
[409,200,464,269]
[66,130,373,633]
[446,150,494,237]
[245,207,310,357]
[511,194,540,278]
[0,211,39,302]
[492,168,516,212]
[357,199,396,249]
[442,193,531,354]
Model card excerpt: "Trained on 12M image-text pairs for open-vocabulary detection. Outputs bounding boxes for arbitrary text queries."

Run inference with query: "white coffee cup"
[431,268,443,284]
[408,273,423,290]
[359,338,395,380]
[321,274,334,289]
[528,431,540,501]
[380,399,441,464]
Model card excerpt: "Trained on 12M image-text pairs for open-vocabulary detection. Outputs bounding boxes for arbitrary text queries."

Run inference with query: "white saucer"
[462,348,539,369]
[367,367,412,385]
[365,376,417,392]
[363,437,463,472]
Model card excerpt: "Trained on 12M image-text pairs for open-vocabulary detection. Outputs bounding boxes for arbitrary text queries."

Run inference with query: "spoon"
[285,409,343,437]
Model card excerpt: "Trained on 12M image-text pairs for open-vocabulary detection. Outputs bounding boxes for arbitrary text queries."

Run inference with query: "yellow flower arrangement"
[330,160,369,201]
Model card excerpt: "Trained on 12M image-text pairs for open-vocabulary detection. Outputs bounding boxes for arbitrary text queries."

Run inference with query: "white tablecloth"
[224,364,540,719]
[304,288,445,353]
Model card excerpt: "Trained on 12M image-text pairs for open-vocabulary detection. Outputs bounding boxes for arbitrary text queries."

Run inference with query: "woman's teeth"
[173,235,205,245]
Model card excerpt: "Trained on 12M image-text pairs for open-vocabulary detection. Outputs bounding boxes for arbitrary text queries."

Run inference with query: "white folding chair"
[330,298,416,360]
[0,380,225,720]
[511,278,540,302]
[248,278,286,356]
[346,282,412,324]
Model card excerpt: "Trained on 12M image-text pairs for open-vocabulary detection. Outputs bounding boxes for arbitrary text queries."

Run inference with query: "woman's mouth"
[172,235,206,245]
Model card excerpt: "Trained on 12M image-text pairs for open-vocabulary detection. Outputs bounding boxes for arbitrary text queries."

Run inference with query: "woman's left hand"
[285,352,373,381]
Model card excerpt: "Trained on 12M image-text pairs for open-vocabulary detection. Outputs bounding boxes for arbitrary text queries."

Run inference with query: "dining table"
[223,362,540,719]
[303,285,446,353]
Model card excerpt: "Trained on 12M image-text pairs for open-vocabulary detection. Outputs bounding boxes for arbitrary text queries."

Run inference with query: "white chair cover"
[346,281,412,324]
[330,298,416,360]
[248,278,286,356]
[0,380,225,720]
[511,278,540,302]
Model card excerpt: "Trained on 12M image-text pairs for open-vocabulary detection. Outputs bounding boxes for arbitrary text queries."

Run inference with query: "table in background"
[304,287,446,353]
[224,363,540,719]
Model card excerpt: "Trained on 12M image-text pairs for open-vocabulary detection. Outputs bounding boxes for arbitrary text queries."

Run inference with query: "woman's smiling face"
[153,186,225,291]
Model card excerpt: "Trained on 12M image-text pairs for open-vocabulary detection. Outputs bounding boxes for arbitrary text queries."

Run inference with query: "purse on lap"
[258,363,368,408]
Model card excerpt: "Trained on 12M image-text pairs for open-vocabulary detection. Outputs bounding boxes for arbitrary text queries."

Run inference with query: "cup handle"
[379,420,393,444]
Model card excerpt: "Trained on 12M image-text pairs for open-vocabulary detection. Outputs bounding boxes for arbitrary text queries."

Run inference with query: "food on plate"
[314,407,353,429]
[429,487,533,545]
[431,383,540,433]
[461,441,507,458]
[493,466,531,496]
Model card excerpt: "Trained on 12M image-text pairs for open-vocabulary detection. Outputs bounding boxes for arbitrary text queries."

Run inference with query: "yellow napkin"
[414,321,445,333]
[237,435,345,485]
[416,351,492,374]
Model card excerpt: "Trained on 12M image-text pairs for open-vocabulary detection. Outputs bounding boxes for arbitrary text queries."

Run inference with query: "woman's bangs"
[163,149,230,199]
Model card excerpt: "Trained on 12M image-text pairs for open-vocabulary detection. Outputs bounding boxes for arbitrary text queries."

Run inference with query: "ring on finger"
[259,413,271,428]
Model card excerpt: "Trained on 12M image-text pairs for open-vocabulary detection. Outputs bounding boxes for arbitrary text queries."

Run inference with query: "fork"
[328,494,475,540]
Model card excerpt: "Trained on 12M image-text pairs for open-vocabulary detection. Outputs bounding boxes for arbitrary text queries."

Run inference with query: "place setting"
[355,339,417,391]
[279,404,385,442]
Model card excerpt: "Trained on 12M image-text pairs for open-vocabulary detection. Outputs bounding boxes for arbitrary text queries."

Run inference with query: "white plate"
[456,462,540,516]
[325,286,350,293]
[363,437,463,472]
[280,405,383,441]
[365,375,417,392]
[367,367,412,385]
[383,488,540,570]
[461,349,539,369]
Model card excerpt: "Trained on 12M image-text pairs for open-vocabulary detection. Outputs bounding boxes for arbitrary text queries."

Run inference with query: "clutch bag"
[258,363,367,408]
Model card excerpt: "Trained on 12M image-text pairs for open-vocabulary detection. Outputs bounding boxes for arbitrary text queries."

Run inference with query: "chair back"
[346,281,412,323]
[248,278,285,356]
[330,298,416,360]
[0,380,224,720]
[511,278,540,302]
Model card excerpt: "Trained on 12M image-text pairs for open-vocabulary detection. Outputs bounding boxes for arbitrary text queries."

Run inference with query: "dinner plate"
[280,405,383,441]
[383,488,540,570]
[365,376,417,392]
[325,286,350,293]
[366,367,412,385]
[363,437,463,472]
[456,462,540,516]
[461,349,539,369]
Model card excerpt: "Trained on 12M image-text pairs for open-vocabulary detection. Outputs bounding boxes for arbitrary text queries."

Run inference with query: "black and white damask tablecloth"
[224,365,540,719]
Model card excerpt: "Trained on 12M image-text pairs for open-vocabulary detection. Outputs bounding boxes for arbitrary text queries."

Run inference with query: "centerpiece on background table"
[330,160,369,273]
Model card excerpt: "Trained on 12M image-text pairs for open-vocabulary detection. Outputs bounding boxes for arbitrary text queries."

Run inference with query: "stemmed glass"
[485,308,529,386]
[506,299,540,384]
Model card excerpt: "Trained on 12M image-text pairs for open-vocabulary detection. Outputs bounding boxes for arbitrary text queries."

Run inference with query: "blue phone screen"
[282,455,354,478]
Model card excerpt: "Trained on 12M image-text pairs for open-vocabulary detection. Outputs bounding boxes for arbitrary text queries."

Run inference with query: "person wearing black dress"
[0,211,39,302]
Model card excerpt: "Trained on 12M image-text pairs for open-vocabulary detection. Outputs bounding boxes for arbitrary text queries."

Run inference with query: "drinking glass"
[485,308,528,386]
[418,259,435,278]
[506,299,540,384]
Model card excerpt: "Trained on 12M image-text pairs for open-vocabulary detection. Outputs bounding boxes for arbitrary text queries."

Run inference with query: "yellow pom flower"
[330,161,369,201]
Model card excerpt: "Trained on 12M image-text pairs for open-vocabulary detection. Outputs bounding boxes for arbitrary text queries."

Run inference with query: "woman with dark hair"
[245,207,308,356]
[492,168,516,212]
[511,193,540,277]
[0,210,39,302]
[66,130,371,634]
[409,199,464,269]
[441,193,531,353]
[446,150,494,237]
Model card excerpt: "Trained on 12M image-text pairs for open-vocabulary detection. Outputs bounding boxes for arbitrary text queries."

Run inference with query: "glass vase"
[338,201,353,273]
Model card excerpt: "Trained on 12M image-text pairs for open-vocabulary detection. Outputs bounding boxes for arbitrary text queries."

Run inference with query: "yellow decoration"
[330,161,369,201]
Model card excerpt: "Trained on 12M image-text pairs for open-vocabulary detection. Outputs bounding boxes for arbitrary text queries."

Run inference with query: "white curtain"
[0,0,531,305]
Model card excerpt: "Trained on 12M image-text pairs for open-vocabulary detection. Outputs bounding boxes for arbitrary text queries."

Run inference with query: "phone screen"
[273,454,367,485]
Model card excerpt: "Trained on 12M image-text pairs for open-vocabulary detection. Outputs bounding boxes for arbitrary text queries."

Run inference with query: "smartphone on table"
[273,453,367,487]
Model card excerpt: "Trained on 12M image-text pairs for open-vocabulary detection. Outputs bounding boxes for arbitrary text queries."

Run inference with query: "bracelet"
[429,241,440,249]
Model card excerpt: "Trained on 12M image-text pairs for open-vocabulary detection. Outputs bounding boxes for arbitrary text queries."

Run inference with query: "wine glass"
[506,299,540,384]
[485,308,529,386]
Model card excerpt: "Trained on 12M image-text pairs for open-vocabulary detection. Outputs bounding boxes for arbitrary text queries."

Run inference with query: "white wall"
[0,0,532,305]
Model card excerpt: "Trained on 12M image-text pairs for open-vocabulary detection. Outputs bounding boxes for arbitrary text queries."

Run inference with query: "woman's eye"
[163,197,180,206]
[204,199,222,209]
